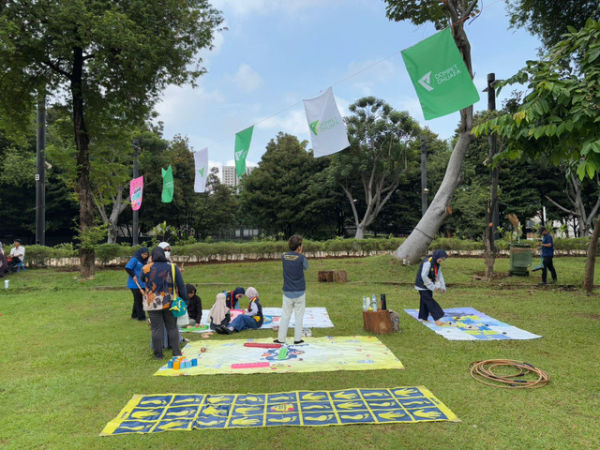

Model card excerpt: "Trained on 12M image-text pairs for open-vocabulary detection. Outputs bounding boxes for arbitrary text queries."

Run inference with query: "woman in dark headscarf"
[224,286,245,309]
[125,247,149,321]
[141,247,187,359]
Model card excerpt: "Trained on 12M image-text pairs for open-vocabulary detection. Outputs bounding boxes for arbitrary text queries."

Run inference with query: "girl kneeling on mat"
[225,287,264,334]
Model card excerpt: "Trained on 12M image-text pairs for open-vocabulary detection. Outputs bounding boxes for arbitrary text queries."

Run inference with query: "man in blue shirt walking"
[539,227,557,284]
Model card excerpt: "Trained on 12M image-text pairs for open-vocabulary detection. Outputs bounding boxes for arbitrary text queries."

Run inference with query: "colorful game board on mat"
[100,386,459,436]
[404,307,541,341]
[155,336,404,376]
[181,307,334,333]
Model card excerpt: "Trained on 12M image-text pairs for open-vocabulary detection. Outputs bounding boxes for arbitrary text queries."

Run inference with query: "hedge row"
[23,236,594,266]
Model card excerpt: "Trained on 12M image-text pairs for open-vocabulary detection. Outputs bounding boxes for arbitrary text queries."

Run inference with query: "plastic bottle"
[381,294,387,310]
[362,296,368,311]
[372,294,378,312]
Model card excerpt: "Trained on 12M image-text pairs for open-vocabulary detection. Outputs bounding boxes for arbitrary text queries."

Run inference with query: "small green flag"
[401,28,480,120]
[234,125,254,179]
[161,165,174,203]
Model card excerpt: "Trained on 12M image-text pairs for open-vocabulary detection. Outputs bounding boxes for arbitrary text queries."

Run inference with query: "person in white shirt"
[8,239,25,271]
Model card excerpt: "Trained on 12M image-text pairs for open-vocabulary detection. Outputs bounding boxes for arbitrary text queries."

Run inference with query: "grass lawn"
[1,255,599,449]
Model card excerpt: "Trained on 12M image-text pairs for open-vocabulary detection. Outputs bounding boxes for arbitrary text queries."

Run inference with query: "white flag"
[193,148,209,193]
[303,87,350,157]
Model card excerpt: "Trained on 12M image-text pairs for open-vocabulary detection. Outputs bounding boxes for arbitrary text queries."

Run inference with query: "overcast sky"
[154,0,542,169]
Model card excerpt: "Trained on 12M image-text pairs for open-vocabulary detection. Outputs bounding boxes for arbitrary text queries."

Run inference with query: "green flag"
[401,28,480,120]
[161,165,174,203]
[234,125,254,179]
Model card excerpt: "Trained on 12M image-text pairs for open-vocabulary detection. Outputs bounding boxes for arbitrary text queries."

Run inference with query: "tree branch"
[544,195,575,215]
[41,60,72,80]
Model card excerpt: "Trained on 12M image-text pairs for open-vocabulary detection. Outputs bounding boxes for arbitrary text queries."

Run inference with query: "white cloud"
[230,64,263,93]
[155,84,225,124]
[255,108,308,136]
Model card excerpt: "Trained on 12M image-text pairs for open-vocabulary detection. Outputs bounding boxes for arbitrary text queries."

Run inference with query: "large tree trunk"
[583,215,600,295]
[393,14,475,264]
[72,46,95,279]
[394,129,473,263]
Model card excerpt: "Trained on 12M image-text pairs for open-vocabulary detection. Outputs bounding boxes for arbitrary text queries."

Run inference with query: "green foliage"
[327,97,420,236]
[75,224,108,251]
[505,0,600,48]
[240,133,340,238]
[94,244,126,266]
[474,15,600,180]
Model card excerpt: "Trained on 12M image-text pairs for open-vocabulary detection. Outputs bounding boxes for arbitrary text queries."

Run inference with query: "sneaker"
[293,340,304,344]
[273,339,285,344]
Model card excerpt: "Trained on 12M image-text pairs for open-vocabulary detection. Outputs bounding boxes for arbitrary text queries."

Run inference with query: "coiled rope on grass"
[469,359,550,389]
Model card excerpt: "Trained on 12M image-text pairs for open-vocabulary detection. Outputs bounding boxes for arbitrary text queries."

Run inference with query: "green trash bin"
[509,244,533,276]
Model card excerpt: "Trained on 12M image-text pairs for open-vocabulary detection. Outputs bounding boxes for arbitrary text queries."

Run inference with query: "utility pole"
[132,139,140,246]
[487,73,499,237]
[420,135,428,216]
[35,95,46,245]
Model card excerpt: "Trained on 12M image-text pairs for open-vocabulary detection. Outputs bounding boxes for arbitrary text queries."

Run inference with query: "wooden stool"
[363,310,394,334]
[318,270,347,283]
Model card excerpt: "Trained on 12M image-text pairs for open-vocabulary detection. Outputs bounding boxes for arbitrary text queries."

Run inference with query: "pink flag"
[130,176,144,211]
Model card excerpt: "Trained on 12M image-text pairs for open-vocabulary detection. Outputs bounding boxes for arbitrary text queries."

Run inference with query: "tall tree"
[240,133,338,238]
[384,0,480,263]
[474,15,600,293]
[328,97,419,238]
[194,168,239,239]
[0,1,223,278]
[505,0,600,48]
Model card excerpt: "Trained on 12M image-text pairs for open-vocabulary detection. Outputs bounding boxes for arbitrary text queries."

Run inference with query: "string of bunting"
[129,17,484,209]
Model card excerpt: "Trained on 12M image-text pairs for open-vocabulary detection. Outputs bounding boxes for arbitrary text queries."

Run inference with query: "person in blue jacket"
[539,227,557,284]
[415,249,448,326]
[125,247,149,321]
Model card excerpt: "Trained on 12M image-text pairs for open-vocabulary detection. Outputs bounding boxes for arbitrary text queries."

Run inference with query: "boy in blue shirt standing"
[275,235,308,345]
[539,227,557,284]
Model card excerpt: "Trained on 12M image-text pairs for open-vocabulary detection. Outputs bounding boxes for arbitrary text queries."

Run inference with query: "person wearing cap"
[415,249,448,326]
[158,242,172,261]
[538,227,557,285]
[8,239,25,272]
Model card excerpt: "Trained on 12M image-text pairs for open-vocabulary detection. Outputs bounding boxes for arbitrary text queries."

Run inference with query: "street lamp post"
[132,139,140,246]
[35,95,46,245]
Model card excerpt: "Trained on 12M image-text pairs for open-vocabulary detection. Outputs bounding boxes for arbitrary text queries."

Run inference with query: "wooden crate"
[317,270,347,283]
[362,310,394,335]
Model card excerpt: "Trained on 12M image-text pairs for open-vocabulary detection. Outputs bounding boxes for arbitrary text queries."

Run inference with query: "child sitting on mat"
[209,292,231,333]
[415,249,448,326]
[185,284,203,328]
[225,287,264,334]
[224,287,245,309]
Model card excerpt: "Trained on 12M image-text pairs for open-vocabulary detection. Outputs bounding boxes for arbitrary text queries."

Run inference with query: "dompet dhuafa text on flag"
[401,28,479,120]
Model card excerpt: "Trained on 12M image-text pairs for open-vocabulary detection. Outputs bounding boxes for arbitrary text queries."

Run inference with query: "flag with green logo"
[194,147,208,193]
[234,126,254,179]
[303,87,349,157]
[161,165,174,203]
[401,28,480,120]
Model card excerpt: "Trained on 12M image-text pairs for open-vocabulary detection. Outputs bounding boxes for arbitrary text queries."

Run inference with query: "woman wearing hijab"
[141,247,187,359]
[209,293,231,333]
[224,287,245,309]
[125,247,149,321]
[414,249,449,326]
[225,287,264,334]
